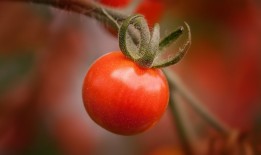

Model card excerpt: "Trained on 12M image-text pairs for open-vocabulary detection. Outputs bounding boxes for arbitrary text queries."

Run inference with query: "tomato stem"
[169,90,195,155]
[5,0,191,68]
[6,0,128,28]
[119,14,157,68]
[164,69,231,135]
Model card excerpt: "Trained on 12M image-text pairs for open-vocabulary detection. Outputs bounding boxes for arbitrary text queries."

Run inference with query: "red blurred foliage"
[50,112,95,155]
[0,2,50,54]
[1,4,98,154]
[36,25,97,155]
[173,0,261,131]
[100,0,166,36]
[0,78,34,117]
[0,3,49,154]
[146,145,184,155]
[0,108,36,154]
[135,0,165,27]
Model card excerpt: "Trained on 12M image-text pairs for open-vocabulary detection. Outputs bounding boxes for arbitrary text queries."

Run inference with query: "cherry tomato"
[82,51,169,135]
[98,0,131,8]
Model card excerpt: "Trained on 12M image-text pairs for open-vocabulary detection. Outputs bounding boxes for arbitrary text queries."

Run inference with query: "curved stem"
[119,14,145,60]
[164,68,231,136]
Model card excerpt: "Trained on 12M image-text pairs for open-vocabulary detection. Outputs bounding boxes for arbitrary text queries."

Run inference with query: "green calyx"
[118,14,191,68]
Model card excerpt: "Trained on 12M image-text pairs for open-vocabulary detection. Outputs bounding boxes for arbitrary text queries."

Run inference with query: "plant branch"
[5,0,128,30]
[169,90,194,155]
[164,68,231,136]
[5,0,191,69]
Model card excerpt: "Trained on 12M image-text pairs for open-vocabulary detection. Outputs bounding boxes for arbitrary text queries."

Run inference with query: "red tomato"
[98,0,131,7]
[82,51,169,135]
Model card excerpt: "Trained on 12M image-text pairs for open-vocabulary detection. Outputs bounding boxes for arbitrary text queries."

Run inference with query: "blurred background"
[0,0,260,154]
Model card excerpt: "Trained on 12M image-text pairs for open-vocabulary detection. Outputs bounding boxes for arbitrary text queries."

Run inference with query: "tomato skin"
[99,0,131,7]
[82,52,169,135]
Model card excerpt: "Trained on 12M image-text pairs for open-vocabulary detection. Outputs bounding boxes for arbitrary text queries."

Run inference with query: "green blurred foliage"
[0,52,34,94]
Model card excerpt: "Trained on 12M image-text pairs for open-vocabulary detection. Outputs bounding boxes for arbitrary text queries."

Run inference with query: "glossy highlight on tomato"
[82,52,169,135]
